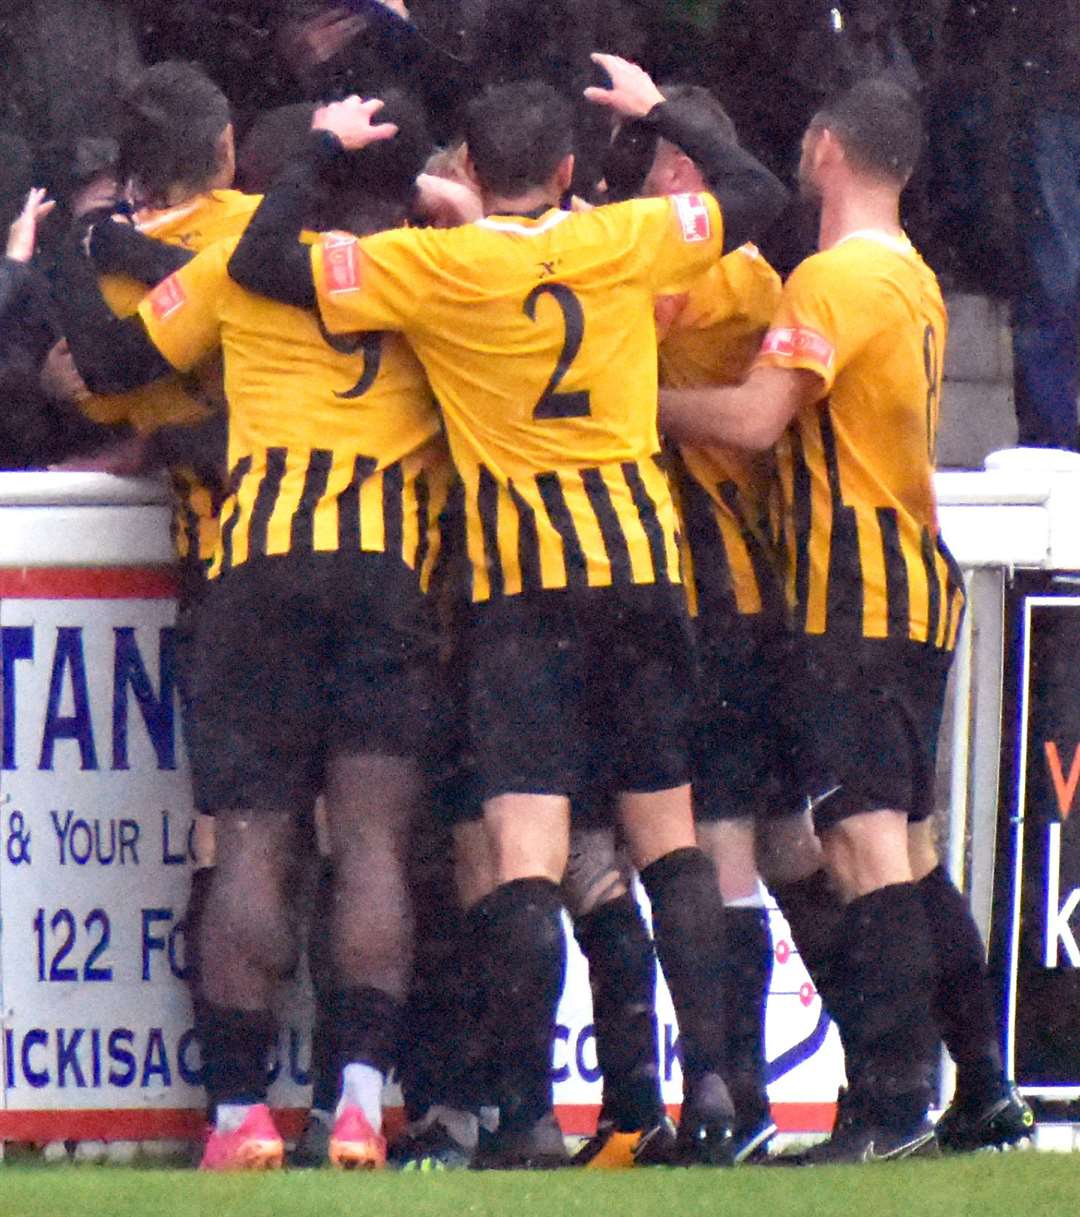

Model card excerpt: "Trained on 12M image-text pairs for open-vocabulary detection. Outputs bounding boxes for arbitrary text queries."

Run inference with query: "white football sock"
[215,1103,256,1134]
[337,1062,385,1129]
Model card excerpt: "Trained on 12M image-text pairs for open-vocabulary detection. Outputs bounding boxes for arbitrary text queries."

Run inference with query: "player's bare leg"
[318,751,422,1168]
[619,786,735,1164]
[198,809,301,1170]
[456,818,496,910]
[179,815,218,1124]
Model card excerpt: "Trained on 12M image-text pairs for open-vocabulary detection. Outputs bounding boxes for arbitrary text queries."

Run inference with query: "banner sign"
[1002,586,1080,1094]
[0,570,842,1141]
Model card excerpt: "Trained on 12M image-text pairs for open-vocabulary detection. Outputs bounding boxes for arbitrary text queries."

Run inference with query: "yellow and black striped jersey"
[138,235,449,584]
[312,193,726,602]
[756,230,963,648]
[81,189,260,569]
[656,244,783,620]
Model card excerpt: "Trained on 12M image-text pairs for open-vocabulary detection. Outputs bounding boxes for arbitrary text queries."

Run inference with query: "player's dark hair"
[317,90,432,236]
[464,81,573,197]
[811,76,922,186]
[604,83,737,202]
[116,61,232,205]
[236,103,316,193]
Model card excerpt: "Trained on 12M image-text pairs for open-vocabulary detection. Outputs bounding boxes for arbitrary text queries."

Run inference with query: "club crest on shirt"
[322,233,361,295]
[149,274,186,320]
[673,193,712,243]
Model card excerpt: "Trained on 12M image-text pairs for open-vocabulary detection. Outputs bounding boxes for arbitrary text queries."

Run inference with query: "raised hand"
[6,187,55,263]
[584,53,665,120]
[312,95,399,150]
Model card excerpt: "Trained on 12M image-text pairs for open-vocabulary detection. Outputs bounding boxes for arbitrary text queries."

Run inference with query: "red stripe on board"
[0,1101,836,1144]
[556,1102,836,1136]
[771,1102,837,1133]
[0,1106,405,1145]
[0,567,177,600]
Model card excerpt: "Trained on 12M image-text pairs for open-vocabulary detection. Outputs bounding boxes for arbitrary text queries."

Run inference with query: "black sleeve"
[0,257,34,331]
[643,99,790,254]
[145,409,227,489]
[51,232,175,394]
[89,219,196,284]
[227,129,344,309]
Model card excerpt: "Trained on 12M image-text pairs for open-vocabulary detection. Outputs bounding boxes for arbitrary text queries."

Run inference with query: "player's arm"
[228,96,398,308]
[52,227,175,394]
[145,410,227,486]
[89,218,195,284]
[586,54,788,252]
[1,188,54,324]
[660,366,821,451]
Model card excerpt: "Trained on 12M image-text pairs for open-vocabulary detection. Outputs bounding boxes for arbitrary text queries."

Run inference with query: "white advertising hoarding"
[0,482,843,1142]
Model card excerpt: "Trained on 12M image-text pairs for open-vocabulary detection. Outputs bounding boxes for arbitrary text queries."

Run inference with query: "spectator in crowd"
[1008,3,1080,450]
[128,1,461,137]
[912,0,1017,298]
[0,0,141,152]
[0,141,117,468]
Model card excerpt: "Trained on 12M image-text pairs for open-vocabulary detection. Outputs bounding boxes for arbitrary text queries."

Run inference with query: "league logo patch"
[149,275,186,321]
[761,326,835,369]
[322,234,360,294]
[673,193,712,243]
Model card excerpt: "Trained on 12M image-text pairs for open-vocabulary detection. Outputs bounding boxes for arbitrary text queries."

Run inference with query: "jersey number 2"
[524,283,592,420]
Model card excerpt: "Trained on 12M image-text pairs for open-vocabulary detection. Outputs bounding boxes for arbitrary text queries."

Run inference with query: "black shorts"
[692,612,793,822]
[190,553,438,815]
[774,635,954,831]
[465,584,696,802]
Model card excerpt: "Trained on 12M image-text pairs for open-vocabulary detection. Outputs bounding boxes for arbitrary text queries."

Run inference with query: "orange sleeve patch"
[321,234,361,295]
[148,274,186,321]
[672,193,712,244]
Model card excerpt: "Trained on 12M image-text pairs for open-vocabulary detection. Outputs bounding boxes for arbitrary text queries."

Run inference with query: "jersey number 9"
[318,316,384,399]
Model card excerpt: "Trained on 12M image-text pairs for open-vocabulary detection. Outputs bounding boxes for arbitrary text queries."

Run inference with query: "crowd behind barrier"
[3,3,1080,465]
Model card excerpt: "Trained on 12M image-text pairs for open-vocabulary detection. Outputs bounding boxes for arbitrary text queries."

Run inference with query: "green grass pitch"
[0,1153,1074,1217]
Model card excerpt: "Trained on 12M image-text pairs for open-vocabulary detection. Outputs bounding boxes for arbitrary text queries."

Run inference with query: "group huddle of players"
[11,42,1039,1171]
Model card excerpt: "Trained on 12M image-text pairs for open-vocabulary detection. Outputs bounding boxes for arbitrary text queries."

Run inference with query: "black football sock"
[327,984,403,1082]
[639,848,728,1097]
[769,869,847,1020]
[770,869,859,1063]
[455,901,498,1114]
[200,1003,275,1112]
[400,908,486,1122]
[723,905,773,1130]
[307,859,338,1115]
[470,878,567,1134]
[574,891,664,1132]
[840,883,937,1131]
[916,865,1004,1103]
